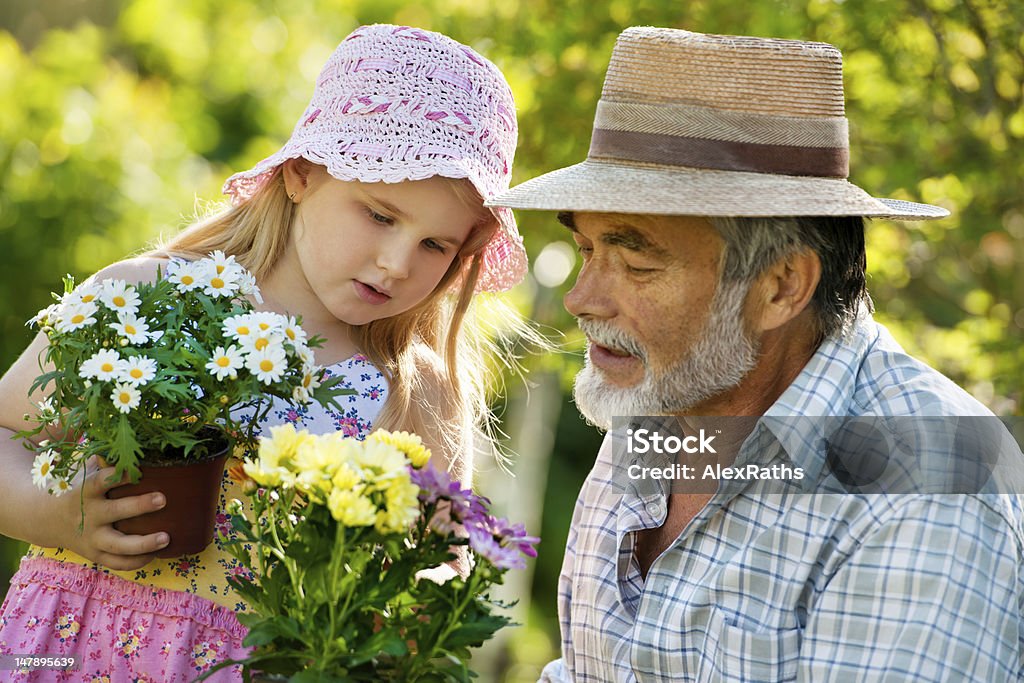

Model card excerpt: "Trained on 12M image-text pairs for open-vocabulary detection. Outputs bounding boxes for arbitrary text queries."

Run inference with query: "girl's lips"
[353,280,391,305]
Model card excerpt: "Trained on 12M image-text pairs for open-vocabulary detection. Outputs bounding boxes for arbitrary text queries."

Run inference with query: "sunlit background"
[2,0,1022,678]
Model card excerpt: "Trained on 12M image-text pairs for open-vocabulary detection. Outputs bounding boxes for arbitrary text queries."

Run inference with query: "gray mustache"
[577,319,648,362]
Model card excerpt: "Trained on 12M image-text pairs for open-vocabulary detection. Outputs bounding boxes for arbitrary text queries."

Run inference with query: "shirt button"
[646,502,663,518]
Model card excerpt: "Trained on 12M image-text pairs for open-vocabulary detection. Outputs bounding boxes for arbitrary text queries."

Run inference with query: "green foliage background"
[1,0,1022,678]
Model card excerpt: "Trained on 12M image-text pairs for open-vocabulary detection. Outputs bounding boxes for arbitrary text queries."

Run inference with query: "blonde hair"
[152,166,516,479]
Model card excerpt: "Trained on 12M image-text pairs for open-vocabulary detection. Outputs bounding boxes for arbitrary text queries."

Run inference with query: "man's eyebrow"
[602,225,669,258]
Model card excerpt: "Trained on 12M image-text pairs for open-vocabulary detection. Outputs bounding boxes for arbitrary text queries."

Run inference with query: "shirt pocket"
[698,608,801,683]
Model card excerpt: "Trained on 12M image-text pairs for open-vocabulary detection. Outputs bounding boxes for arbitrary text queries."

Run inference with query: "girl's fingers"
[86,466,127,496]
[93,526,169,562]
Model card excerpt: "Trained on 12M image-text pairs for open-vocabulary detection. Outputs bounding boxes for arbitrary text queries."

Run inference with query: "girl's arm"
[0,257,171,570]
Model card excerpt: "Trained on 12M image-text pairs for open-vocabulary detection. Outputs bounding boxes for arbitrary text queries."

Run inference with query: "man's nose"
[564,263,614,319]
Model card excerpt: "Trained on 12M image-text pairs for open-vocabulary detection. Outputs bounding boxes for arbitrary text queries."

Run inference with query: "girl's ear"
[282,158,317,202]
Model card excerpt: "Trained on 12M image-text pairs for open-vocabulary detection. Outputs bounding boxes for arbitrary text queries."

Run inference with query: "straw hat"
[488,27,947,220]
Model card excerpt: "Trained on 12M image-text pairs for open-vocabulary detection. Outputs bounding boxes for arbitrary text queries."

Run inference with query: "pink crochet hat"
[223,24,526,292]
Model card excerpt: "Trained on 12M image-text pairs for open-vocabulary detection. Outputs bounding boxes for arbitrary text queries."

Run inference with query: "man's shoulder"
[849,320,994,417]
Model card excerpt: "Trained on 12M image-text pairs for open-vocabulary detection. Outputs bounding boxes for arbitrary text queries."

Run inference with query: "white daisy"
[110,383,141,413]
[49,477,72,497]
[294,344,315,367]
[63,282,103,306]
[109,312,152,344]
[247,331,286,354]
[281,316,308,347]
[205,345,244,380]
[201,264,240,298]
[80,349,124,381]
[292,385,310,404]
[168,261,204,292]
[28,303,62,328]
[249,312,283,335]
[100,280,141,315]
[55,301,98,333]
[119,355,158,386]
[222,314,256,342]
[37,397,59,425]
[245,346,288,385]
[206,250,238,276]
[301,366,322,394]
[237,270,263,304]
[31,449,57,490]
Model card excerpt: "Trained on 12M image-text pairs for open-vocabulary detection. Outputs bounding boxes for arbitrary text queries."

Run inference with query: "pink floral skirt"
[0,557,247,682]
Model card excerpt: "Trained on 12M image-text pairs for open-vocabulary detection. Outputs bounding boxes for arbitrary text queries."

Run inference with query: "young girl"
[0,24,527,680]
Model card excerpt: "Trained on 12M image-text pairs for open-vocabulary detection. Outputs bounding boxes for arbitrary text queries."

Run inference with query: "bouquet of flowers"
[17,251,349,492]
[213,425,539,682]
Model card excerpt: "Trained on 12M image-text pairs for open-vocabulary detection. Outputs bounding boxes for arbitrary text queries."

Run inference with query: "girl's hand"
[56,460,170,570]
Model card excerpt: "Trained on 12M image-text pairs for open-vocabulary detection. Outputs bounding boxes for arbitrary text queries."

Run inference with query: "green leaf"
[110,413,143,481]
[441,615,510,650]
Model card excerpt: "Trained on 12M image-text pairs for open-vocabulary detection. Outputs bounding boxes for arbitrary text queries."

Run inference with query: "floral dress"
[0,355,386,682]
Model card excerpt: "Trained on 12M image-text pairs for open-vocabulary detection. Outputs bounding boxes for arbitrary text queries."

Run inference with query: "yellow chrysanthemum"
[353,439,409,477]
[331,462,362,491]
[327,488,377,527]
[368,430,431,469]
[375,472,421,534]
[293,436,352,497]
[261,425,316,470]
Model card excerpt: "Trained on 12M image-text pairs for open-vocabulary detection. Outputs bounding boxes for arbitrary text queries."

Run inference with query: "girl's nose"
[376,241,413,282]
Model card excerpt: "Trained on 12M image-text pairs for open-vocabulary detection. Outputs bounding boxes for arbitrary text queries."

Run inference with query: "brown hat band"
[588,128,850,177]
[587,99,850,178]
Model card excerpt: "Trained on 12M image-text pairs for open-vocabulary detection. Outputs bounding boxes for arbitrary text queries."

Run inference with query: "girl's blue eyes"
[366,207,447,254]
[423,239,446,254]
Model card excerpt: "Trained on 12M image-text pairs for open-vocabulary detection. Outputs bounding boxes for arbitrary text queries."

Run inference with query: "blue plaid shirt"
[540,316,1024,682]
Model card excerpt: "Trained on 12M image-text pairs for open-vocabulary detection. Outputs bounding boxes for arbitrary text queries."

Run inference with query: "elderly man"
[489,27,1023,682]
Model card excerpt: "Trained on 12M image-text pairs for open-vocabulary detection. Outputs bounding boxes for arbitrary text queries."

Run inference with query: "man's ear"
[282,158,317,202]
[747,248,821,333]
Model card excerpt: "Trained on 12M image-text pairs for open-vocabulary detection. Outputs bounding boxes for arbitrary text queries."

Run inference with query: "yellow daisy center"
[181,275,194,285]
[258,322,270,331]
[286,328,296,340]
[254,338,269,351]
[40,462,49,475]
[101,362,114,373]
[119,392,131,404]
[112,296,126,307]
[81,294,95,302]
[259,359,274,372]
[71,314,85,324]
[216,357,231,367]
[302,374,312,388]
[216,264,225,274]
[211,277,225,289]
[236,325,250,336]
[130,368,143,379]
[125,324,137,335]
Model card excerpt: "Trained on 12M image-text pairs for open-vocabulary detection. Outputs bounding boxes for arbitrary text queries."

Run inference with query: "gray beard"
[572,280,759,429]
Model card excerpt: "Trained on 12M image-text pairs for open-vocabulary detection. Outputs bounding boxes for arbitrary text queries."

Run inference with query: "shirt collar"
[758,313,879,484]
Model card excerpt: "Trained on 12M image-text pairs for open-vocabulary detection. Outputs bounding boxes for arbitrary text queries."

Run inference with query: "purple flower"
[410,465,488,523]
[464,514,540,570]
[466,520,526,570]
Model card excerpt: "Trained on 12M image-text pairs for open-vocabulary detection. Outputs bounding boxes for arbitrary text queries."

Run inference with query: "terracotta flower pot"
[106,429,231,558]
